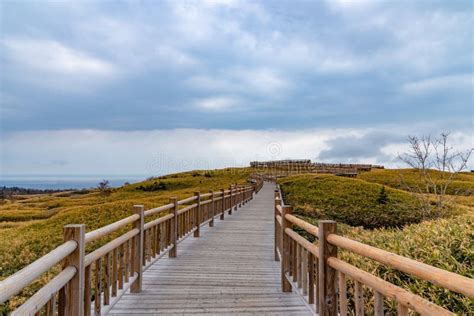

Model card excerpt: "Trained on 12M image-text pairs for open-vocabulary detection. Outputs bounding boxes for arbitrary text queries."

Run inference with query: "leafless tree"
[398,132,472,218]
[97,180,112,202]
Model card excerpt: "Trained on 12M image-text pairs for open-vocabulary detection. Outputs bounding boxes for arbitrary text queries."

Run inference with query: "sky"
[1,0,473,176]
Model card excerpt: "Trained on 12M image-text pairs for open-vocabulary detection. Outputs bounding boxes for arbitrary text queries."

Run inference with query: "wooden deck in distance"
[109,183,313,315]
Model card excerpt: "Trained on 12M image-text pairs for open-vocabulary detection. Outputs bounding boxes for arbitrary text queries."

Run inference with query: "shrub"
[279,174,422,229]
[0,167,254,312]
[297,214,473,314]
[135,181,168,191]
[376,186,389,205]
[359,169,474,196]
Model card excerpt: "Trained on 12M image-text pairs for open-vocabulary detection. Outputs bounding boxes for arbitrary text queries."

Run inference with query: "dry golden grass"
[0,168,253,313]
[279,170,474,314]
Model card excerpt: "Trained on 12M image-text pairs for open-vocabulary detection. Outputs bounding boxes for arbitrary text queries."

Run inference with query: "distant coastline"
[0,175,149,190]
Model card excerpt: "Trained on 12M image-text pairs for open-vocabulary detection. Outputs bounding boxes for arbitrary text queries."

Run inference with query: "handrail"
[327,233,474,298]
[11,266,77,316]
[178,195,198,205]
[85,214,139,243]
[0,240,77,303]
[285,213,318,236]
[145,203,174,217]
[1,177,262,314]
[178,203,198,215]
[84,228,139,267]
[274,180,474,315]
[144,213,174,230]
[327,257,454,316]
[285,228,319,258]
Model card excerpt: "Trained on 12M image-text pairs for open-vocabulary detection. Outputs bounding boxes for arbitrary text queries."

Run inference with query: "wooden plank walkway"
[109,183,313,315]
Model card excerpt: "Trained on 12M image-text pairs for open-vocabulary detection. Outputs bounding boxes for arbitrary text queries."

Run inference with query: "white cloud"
[2,38,118,92]
[186,67,290,98]
[0,128,346,175]
[402,74,473,94]
[229,68,289,94]
[3,127,471,176]
[3,38,116,77]
[155,45,199,67]
[194,96,241,111]
[326,0,376,11]
[78,17,200,70]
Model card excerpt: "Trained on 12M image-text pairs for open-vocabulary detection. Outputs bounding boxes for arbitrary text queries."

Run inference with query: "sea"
[0,175,150,190]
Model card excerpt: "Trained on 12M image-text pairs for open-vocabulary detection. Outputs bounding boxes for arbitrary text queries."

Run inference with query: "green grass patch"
[359,169,474,196]
[279,174,421,228]
[279,171,473,314]
[298,214,473,314]
[0,167,254,312]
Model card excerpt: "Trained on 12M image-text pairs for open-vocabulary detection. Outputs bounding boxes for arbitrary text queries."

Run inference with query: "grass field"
[278,174,421,228]
[1,167,472,314]
[278,169,473,314]
[0,168,253,312]
[358,168,474,195]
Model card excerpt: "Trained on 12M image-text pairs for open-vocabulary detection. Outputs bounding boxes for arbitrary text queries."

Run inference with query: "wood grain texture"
[109,183,312,315]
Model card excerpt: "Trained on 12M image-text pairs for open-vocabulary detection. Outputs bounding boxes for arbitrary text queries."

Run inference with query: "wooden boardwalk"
[109,183,312,315]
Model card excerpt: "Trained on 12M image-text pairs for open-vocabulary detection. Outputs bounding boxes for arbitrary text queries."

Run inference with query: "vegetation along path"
[109,182,312,315]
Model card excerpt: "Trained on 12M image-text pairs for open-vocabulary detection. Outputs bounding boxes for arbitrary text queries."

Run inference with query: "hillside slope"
[278,171,473,314]
[279,174,420,228]
[0,168,253,310]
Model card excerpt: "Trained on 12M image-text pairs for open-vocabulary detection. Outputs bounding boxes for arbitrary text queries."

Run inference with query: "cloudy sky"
[1,0,473,176]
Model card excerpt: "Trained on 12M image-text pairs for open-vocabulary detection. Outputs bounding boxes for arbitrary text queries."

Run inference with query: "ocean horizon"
[0,174,151,190]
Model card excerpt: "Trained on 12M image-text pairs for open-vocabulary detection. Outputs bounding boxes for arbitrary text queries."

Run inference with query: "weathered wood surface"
[109,183,312,315]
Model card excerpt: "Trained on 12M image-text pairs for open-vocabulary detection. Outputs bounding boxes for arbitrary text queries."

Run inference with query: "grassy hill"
[0,168,253,311]
[279,174,422,228]
[1,167,472,313]
[278,169,473,314]
[358,168,473,195]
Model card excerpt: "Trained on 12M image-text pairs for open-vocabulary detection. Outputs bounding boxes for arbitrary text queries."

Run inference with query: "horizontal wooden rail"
[143,213,174,230]
[285,213,318,236]
[145,203,174,217]
[0,240,77,304]
[1,177,262,315]
[285,228,319,259]
[178,203,198,215]
[327,233,474,298]
[11,266,77,316]
[85,214,139,243]
[177,195,198,205]
[328,257,454,316]
[273,181,474,315]
[84,228,139,267]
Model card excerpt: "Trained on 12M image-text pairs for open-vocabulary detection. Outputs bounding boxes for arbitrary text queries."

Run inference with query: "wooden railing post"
[233,187,237,211]
[194,192,201,237]
[63,224,85,316]
[220,189,225,220]
[229,186,233,215]
[234,187,239,210]
[281,205,292,292]
[169,197,178,258]
[318,220,337,316]
[274,190,280,262]
[131,205,144,293]
[209,190,214,227]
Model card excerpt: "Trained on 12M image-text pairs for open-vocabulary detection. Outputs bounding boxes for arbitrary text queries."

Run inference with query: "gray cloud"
[318,132,407,163]
[0,1,472,132]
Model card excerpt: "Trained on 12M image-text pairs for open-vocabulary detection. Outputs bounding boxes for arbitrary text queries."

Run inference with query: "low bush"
[297,214,473,314]
[279,174,421,228]
[0,167,254,312]
[359,169,474,196]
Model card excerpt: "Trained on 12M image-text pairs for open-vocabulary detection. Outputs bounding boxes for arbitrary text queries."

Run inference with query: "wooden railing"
[0,177,263,315]
[274,185,474,316]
